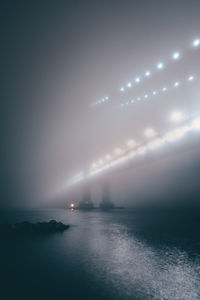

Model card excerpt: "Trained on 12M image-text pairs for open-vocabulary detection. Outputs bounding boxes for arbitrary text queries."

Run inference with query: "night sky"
[2,0,200,209]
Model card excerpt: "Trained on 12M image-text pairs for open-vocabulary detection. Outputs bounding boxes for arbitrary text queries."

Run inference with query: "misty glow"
[64,114,200,188]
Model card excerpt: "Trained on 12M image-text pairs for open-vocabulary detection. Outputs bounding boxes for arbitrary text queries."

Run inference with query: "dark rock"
[0,220,70,236]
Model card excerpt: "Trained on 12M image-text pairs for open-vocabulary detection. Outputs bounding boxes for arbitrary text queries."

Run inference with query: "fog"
[2,0,200,209]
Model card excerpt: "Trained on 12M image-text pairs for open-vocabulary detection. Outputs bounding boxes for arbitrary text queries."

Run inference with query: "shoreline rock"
[0,220,70,236]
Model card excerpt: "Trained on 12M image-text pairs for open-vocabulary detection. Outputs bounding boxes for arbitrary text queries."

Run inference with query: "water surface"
[1,209,200,300]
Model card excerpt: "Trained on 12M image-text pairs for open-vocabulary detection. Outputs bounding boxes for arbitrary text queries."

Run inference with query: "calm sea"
[0,208,200,300]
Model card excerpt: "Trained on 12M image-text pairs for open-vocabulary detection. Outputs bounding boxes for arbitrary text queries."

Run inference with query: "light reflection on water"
[87,222,200,300]
[2,209,200,300]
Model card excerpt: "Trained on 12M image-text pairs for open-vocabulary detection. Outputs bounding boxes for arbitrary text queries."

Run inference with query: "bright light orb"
[157,62,164,69]
[193,39,200,47]
[135,77,140,83]
[70,203,75,208]
[120,87,125,92]
[162,87,167,92]
[144,128,156,138]
[153,91,157,95]
[192,118,200,130]
[127,82,132,88]
[137,97,141,101]
[172,52,180,60]
[170,111,185,123]
[105,96,109,100]
[127,139,136,148]
[114,148,123,156]
[174,82,180,87]
[188,76,194,81]
[144,94,148,99]
[131,99,134,103]
[145,71,151,77]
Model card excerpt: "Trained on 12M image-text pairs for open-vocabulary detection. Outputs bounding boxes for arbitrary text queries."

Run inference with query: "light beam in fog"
[61,113,200,192]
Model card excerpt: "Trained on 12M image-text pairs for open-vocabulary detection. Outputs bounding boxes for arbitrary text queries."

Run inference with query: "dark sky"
[1,0,200,208]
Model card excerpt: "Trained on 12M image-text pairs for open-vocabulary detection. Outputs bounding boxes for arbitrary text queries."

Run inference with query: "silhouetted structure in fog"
[99,182,114,210]
[79,186,94,209]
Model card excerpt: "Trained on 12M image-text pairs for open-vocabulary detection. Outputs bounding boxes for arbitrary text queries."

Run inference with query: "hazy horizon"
[2,0,200,209]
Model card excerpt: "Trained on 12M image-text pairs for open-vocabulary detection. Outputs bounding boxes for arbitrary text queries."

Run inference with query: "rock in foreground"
[0,220,70,236]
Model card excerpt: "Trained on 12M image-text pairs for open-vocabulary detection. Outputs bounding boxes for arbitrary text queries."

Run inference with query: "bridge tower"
[99,181,114,210]
[79,185,94,209]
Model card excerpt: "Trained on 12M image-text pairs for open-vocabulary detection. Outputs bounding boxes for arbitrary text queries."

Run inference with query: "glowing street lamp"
[193,39,200,47]
[192,118,200,130]
[144,128,156,138]
[145,71,151,77]
[172,52,180,60]
[174,81,180,87]
[157,62,164,69]
[188,76,194,81]
[126,139,136,148]
[170,111,185,123]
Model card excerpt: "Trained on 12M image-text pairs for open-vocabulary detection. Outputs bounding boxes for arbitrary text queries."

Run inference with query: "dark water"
[1,209,200,300]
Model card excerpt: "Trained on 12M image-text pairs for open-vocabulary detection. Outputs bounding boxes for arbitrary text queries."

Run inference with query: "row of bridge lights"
[120,38,199,93]
[66,39,200,188]
[120,62,164,92]
[92,38,199,106]
[66,114,200,187]
[120,75,195,108]
[92,95,109,106]
[89,115,200,176]
[90,110,189,170]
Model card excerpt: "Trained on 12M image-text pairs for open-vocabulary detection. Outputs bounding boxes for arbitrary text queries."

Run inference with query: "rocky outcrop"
[0,220,70,236]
